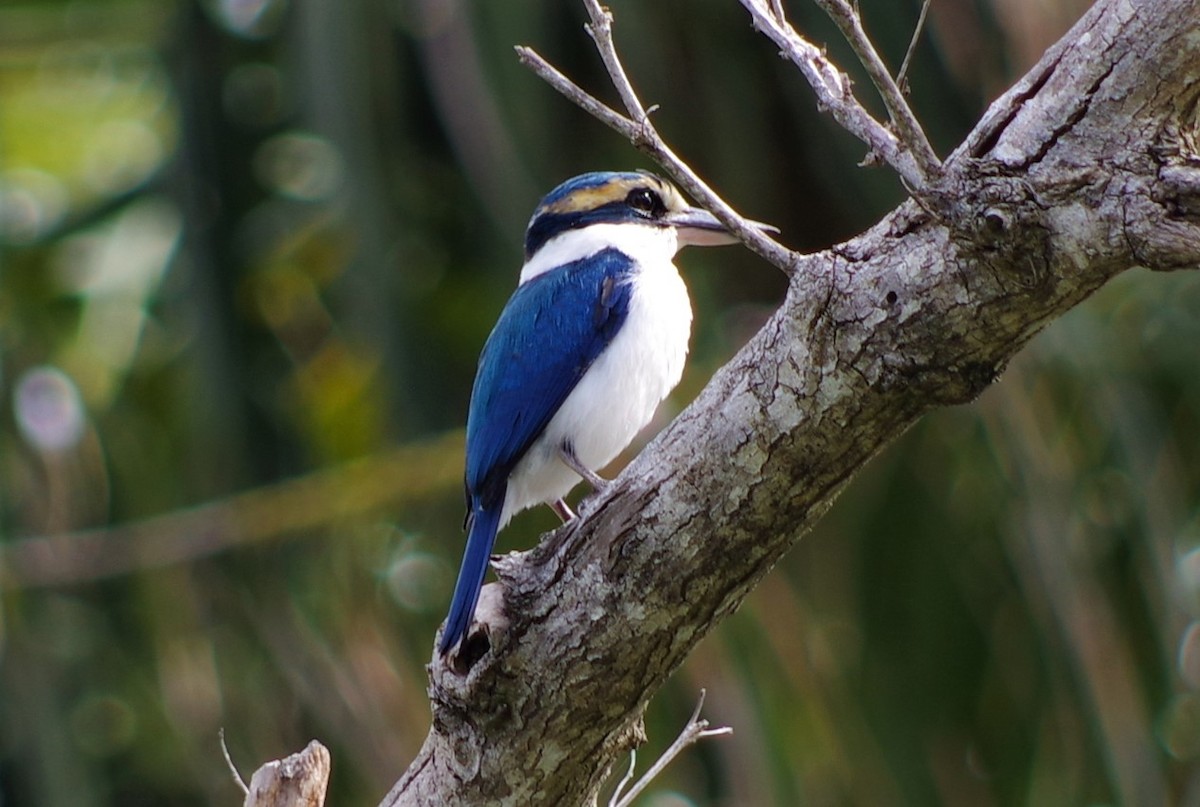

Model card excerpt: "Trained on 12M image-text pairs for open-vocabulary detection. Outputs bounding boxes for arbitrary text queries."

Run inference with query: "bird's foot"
[558,442,609,492]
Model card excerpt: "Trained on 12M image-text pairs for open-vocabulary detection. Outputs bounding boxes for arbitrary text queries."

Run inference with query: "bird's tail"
[439,502,504,655]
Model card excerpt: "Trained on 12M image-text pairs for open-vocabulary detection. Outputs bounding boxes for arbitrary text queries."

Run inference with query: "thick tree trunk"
[384,1,1200,803]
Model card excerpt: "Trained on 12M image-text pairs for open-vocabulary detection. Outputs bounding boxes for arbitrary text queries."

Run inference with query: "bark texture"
[245,741,330,807]
[385,1,1200,803]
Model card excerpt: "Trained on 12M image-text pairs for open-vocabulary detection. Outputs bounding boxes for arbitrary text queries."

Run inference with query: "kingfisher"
[439,170,762,657]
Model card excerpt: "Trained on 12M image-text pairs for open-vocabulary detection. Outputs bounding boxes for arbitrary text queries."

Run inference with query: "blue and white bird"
[439,170,752,656]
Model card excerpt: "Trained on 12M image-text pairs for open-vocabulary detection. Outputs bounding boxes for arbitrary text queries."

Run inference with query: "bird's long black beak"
[666,206,778,247]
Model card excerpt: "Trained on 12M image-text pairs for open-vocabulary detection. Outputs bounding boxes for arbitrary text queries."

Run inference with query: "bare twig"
[609,690,732,807]
[897,0,934,92]
[606,749,638,807]
[516,18,795,271]
[221,728,250,796]
[740,0,935,190]
[812,0,941,178]
[583,0,650,123]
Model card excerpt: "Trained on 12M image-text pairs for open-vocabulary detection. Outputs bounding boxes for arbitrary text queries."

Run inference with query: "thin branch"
[739,0,930,190]
[812,0,941,178]
[583,0,649,122]
[897,0,933,92]
[606,749,638,807]
[516,28,795,271]
[221,728,250,796]
[610,690,732,807]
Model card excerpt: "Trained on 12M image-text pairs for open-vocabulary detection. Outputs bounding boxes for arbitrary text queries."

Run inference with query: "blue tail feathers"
[439,503,504,655]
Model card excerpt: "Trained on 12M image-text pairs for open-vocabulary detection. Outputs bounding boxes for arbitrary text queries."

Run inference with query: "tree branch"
[515,2,795,272]
[810,0,942,180]
[896,0,933,92]
[379,0,1200,803]
[581,0,649,129]
[221,729,250,797]
[608,690,731,807]
[739,0,931,188]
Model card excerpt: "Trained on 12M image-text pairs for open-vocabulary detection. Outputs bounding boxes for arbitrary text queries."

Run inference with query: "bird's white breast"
[502,224,693,524]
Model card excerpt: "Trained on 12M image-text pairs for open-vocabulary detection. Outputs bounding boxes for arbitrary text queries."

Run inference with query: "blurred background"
[2,0,1198,804]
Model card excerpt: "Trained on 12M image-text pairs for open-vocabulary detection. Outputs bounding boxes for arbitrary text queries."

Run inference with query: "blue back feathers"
[440,246,637,655]
[466,247,636,510]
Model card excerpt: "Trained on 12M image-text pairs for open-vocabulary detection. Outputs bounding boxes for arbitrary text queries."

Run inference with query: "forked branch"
[527,0,941,210]
[810,0,941,177]
[606,690,732,807]
[740,0,940,189]
[516,0,795,271]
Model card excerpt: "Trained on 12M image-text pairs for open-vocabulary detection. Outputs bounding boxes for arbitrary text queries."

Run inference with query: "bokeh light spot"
[254,131,342,202]
[82,118,164,196]
[209,0,288,39]
[14,366,87,453]
[0,168,69,243]
[386,549,448,613]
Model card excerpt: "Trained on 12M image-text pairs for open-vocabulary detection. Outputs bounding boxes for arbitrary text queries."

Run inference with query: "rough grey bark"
[244,741,330,807]
[384,0,1200,804]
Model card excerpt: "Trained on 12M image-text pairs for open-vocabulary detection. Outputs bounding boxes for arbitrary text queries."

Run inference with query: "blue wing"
[440,247,635,655]
[466,246,636,510]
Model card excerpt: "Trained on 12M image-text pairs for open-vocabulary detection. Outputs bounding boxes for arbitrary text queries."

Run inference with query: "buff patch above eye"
[538,176,655,215]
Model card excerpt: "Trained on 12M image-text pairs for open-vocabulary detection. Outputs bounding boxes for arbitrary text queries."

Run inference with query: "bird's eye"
[626,187,662,215]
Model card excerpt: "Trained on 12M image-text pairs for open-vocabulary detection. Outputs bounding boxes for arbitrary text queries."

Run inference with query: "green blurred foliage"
[1,0,1195,805]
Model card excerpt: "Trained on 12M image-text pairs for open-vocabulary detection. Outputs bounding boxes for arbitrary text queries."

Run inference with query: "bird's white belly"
[502,262,692,524]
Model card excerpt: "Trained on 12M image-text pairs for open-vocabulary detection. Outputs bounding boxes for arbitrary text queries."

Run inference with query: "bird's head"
[523,171,742,262]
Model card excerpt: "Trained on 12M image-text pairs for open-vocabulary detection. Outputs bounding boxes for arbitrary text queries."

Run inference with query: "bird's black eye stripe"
[626,187,664,217]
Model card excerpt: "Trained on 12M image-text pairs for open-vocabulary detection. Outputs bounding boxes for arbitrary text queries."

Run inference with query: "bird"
[439,170,762,657]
